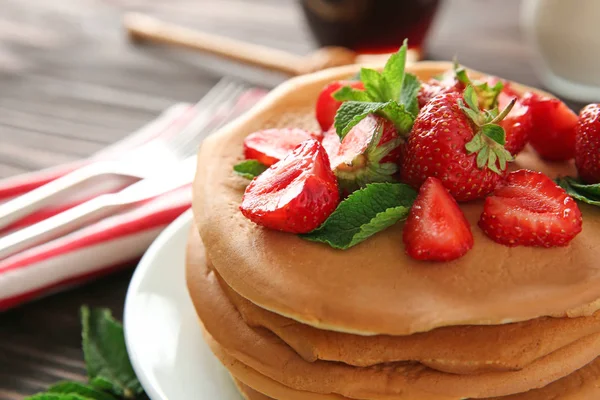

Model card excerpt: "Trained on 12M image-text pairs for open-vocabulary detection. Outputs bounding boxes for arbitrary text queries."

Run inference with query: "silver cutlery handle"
[0,162,135,232]
[0,196,123,260]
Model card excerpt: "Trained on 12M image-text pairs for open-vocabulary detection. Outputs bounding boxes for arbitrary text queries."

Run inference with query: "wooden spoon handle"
[124,13,305,75]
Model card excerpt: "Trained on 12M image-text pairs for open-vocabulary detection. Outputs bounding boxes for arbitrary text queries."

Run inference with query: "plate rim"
[123,209,194,400]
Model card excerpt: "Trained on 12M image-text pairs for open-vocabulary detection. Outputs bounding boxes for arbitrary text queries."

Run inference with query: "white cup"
[521,0,600,102]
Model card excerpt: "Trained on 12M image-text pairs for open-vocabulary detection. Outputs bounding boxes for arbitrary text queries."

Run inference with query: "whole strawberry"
[240,139,339,234]
[401,86,515,202]
[315,80,365,131]
[523,93,578,161]
[479,170,582,247]
[575,104,600,184]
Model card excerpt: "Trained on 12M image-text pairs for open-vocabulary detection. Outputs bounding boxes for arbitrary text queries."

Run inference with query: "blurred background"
[0,0,536,178]
[0,0,589,398]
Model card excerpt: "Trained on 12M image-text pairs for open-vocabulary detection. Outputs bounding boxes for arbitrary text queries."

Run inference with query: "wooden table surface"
[0,0,585,398]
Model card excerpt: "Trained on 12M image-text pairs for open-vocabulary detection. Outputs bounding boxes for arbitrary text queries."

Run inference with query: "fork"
[0,80,252,259]
[0,78,246,232]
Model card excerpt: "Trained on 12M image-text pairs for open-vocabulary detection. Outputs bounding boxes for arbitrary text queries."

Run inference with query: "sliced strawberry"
[316,80,365,131]
[479,170,582,247]
[575,103,600,184]
[523,93,578,161]
[403,177,474,261]
[325,114,402,192]
[243,128,320,166]
[240,139,339,234]
[498,91,532,155]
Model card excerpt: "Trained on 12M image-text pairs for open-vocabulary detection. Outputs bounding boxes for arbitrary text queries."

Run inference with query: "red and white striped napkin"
[0,89,266,310]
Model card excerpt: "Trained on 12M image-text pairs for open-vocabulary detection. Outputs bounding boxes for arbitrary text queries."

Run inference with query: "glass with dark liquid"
[300,0,441,57]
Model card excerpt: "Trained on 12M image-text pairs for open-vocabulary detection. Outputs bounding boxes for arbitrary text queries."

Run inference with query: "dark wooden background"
[0,0,578,398]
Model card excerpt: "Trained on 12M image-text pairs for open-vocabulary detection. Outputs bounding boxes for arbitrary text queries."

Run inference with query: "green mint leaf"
[300,183,417,249]
[399,73,420,117]
[334,101,415,138]
[233,160,268,179]
[81,306,143,399]
[360,68,388,101]
[564,178,600,198]
[557,177,600,206]
[48,382,118,400]
[25,394,93,400]
[382,40,408,101]
[379,101,415,135]
[482,124,506,145]
[334,101,387,137]
[332,86,373,102]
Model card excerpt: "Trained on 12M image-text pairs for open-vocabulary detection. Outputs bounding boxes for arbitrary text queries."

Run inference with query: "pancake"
[233,378,273,400]
[216,333,600,400]
[193,60,600,336]
[186,232,600,399]
[185,224,600,374]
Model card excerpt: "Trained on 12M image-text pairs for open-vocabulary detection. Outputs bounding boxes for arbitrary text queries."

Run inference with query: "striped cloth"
[0,90,266,310]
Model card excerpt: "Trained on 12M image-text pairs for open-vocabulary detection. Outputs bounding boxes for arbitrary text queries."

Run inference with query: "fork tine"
[160,79,239,147]
[175,84,250,158]
[179,87,253,158]
[167,81,248,156]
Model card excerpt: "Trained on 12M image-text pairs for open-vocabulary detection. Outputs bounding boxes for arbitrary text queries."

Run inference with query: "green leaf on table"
[25,394,93,400]
[47,382,118,400]
[81,306,143,399]
[334,101,414,138]
[301,183,417,249]
[557,177,600,206]
[233,160,268,179]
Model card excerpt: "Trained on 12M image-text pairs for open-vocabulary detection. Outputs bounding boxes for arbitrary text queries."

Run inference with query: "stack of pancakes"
[187,62,600,399]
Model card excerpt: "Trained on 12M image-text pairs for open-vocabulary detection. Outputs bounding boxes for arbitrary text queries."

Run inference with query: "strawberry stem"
[489,97,516,125]
[459,85,514,175]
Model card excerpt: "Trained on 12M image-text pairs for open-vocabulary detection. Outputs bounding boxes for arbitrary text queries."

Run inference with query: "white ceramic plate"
[124,210,243,400]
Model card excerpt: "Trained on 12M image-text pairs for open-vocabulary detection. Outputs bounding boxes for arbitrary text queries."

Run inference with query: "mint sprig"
[26,307,145,400]
[332,40,420,139]
[233,160,268,179]
[301,183,417,249]
[334,101,414,138]
[47,382,118,400]
[557,177,600,206]
[82,307,143,399]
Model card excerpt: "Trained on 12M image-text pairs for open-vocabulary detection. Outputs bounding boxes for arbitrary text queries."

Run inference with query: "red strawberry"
[243,128,320,166]
[479,169,582,247]
[418,80,452,109]
[401,88,515,202]
[324,114,402,192]
[523,93,578,161]
[575,104,600,184]
[403,177,473,261]
[498,91,532,155]
[240,139,339,234]
[316,80,365,131]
